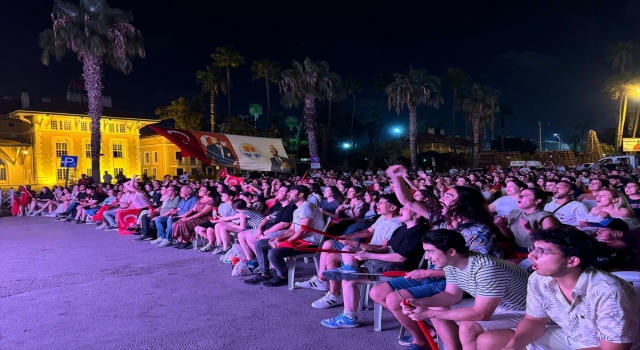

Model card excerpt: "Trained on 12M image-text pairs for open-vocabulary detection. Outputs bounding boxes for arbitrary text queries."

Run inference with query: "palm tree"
[322,80,345,161]
[196,65,227,132]
[39,0,145,184]
[606,41,639,73]
[212,46,245,125]
[248,103,263,134]
[285,116,300,135]
[459,84,500,168]
[497,104,513,152]
[344,76,362,146]
[604,72,640,151]
[251,58,281,137]
[385,69,442,169]
[441,68,470,136]
[280,58,339,158]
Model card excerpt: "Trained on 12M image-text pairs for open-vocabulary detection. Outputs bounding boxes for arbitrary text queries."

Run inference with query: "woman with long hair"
[319,186,344,217]
[585,188,639,229]
[340,190,381,235]
[328,186,365,235]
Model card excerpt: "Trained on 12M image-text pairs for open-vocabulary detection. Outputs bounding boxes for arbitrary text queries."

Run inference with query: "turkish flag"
[224,175,245,187]
[219,168,227,179]
[148,126,210,164]
[115,208,142,234]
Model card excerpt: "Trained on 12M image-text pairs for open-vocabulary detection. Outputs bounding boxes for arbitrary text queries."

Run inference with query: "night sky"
[1,0,639,143]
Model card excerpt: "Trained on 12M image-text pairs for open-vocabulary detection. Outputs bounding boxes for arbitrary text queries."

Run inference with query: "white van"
[509,160,542,168]
[598,155,640,169]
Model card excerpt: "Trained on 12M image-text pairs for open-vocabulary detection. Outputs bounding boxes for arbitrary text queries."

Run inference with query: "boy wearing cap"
[589,218,636,271]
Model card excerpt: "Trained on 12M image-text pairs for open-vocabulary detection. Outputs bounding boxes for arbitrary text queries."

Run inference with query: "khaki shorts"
[450,299,525,331]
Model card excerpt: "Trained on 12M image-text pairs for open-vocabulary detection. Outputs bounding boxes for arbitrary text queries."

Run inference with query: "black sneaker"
[65,218,73,223]
[180,242,192,250]
[134,235,153,242]
[132,230,142,236]
[75,220,84,224]
[263,276,288,287]
[173,242,186,249]
[104,226,118,231]
[244,274,271,285]
[55,217,65,221]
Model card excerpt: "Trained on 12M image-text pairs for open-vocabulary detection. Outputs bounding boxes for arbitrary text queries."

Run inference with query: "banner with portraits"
[623,138,640,152]
[149,126,291,172]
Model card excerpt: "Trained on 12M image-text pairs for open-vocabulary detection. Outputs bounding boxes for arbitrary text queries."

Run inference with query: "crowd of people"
[9,161,640,350]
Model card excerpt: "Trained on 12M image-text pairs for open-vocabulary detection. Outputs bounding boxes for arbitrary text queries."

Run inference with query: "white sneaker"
[95,224,108,230]
[312,292,344,309]
[158,239,174,247]
[44,212,57,217]
[150,237,164,244]
[295,275,330,291]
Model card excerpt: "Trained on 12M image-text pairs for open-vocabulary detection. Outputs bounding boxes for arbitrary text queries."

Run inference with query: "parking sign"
[60,156,78,168]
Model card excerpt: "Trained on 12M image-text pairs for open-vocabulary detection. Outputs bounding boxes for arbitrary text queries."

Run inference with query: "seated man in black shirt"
[72,186,106,224]
[320,206,427,329]
[589,218,636,271]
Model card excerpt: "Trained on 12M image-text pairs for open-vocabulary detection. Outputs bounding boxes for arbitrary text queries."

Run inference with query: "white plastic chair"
[611,271,640,292]
[285,216,332,291]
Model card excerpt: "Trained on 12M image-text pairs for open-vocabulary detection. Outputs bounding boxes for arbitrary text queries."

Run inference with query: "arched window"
[0,158,6,181]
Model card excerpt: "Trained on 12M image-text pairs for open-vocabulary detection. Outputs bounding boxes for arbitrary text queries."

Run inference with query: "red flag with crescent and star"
[148,126,210,164]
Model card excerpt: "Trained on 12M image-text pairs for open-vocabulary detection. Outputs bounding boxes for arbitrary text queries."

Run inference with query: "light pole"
[538,122,549,151]
[553,133,562,150]
[394,127,401,140]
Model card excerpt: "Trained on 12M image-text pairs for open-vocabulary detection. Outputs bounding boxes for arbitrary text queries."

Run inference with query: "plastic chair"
[285,216,332,291]
[611,271,640,292]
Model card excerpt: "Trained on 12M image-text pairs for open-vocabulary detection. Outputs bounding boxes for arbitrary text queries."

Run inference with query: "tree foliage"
[155,97,203,130]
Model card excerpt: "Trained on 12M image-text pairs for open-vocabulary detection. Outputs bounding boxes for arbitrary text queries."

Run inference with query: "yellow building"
[0,93,156,187]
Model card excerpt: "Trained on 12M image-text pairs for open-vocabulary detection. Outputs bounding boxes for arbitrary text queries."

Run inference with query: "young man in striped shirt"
[402,229,530,350]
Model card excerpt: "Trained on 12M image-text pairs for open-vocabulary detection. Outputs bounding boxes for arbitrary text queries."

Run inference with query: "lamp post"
[554,133,562,151]
[538,122,549,152]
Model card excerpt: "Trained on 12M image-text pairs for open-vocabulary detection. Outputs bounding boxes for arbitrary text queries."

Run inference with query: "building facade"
[0,93,156,187]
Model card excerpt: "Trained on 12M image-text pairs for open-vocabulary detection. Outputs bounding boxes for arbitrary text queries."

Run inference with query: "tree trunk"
[472,115,481,168]
[616,95,624,152]
[226,66,231,125]
[304,96,318,157]
[322,99,332,163]
[210,89,217,133]
[265,78,271,137]
[83,55,103,184]
[633,103,640,138]
[618,93,629,151]
[451,88,459,167]
[350,92,356,147]
[500,115,505,152]
[409,106,418,170]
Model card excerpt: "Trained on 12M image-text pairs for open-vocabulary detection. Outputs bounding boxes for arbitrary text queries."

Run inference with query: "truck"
[598,155,640,169]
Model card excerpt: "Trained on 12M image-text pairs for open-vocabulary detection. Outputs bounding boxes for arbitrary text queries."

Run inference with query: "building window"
[144,152,149,164]
[50,120,58,130]
[0,159,5,181]
[190,157,196,165]
[175,151,182,160]
[143,168,148,175]
[56,169,66,180]
[85,144,91,158]
[153,152,158,163]
[87,168,92,177]
[62,121,71,131]
[114,168,124,176]
[55,142,68,157]
[112,144,123,158]
[8,122,14,127]
[109,124,115,133]
[80,122,88,131]
[152,168,157,178]
[119,124,126,133]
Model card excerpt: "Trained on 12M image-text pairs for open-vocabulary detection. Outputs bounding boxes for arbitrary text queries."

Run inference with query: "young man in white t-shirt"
[543,181,589,227]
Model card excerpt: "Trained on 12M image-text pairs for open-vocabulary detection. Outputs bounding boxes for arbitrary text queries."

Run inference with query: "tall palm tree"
[248,103,263,134]
[251,58,281,137]
[497,104,513,152]
[606,41,639,73]
[441,68,470,136]
[385,69,442,169]
[196,65,226,132]
[212,46,245,125]
[344,76,362,146]
[280,58,339,158]
[604,72,640,151]
[459,84,500,168]
[322,80,345,162]
[39,0,145,183]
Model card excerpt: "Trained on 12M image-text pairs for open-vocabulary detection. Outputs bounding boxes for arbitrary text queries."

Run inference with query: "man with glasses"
[478,226,640,350]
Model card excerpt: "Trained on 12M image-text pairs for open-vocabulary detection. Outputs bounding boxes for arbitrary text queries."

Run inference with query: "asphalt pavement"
[0,216,403,350]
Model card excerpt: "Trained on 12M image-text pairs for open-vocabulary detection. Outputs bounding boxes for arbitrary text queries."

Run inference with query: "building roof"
[11,101,157,121]
[416,132,473,146]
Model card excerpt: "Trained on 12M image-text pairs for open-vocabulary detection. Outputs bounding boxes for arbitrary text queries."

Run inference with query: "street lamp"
[553,133,562,150]
[342,142,351,149]
[393,127,401,139]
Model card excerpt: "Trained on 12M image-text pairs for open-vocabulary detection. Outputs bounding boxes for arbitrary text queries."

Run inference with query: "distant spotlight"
[342,143,351,149]
[394,127,401,133]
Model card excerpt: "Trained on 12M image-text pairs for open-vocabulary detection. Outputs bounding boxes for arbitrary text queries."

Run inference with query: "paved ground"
[0,216,403,350]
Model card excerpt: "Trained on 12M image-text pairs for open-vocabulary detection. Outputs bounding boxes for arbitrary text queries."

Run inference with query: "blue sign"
[310,156,320,163]
[60,156,78,168]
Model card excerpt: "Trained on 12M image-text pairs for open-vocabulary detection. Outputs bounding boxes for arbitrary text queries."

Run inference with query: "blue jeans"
[342,221,373,236]
[65,202,79,217]
[103,209,118,227]
[155,216,178,241]
[387,277,446,299]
